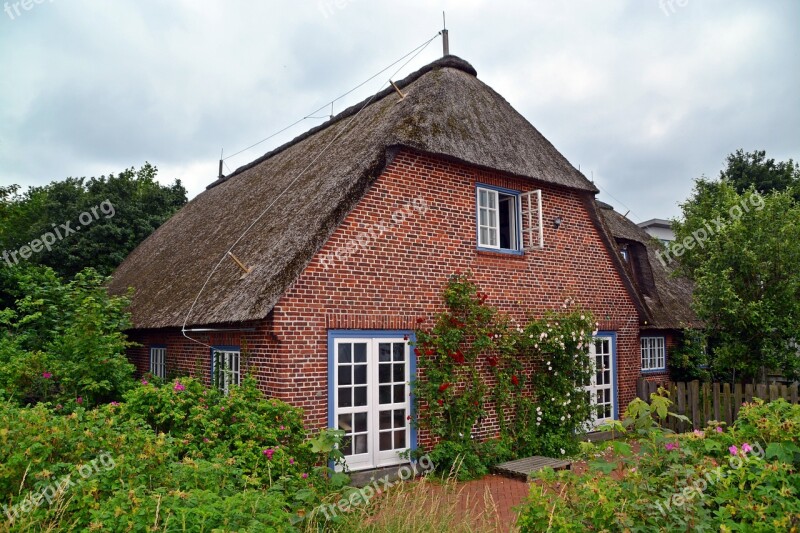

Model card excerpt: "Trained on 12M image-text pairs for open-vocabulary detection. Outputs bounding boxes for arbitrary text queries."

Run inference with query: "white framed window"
[641,337,666,371]
[477,186,521,252]
[149,347,166,379]
[332,336,411,471]
[584,335,615,428]
[212,348,241,394]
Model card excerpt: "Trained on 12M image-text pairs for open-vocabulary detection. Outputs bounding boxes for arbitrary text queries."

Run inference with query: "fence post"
[702,382,711,426]
[637,377,647,401]
[791,383,799,404]
[722,383,733,426]
[713,383,721,421]
[756,384,768,401]
[676,381,686,433]
[769,384,780,402]
[733,383,743,419]
[745,383,754,404]
[689,380,700,430]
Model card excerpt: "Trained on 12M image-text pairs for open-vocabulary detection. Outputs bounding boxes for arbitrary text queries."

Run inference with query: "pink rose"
[741,443,752,453]
[729,445,738,455]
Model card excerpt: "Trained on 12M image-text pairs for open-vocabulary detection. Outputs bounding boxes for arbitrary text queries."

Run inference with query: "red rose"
[450,351,465,364]
[413,347,420,356]
[425,348,435,356]
[437,399,444,406]
[511,375,520,386]
[438,383,451,393]
[487,356,498,367]
[416,317,425,324]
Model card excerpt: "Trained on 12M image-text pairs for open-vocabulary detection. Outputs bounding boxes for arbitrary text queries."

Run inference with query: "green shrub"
[0,266,135,408]
[516,398,800,532]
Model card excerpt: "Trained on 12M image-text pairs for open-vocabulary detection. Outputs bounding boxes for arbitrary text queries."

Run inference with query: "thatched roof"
[109,55,597,329]
[597,202,697,330]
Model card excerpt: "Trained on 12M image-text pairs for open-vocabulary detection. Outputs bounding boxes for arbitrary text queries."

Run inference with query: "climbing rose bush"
[413,273,594,479]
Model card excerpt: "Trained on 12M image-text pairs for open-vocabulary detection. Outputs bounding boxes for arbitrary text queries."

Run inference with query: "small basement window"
[477,185,521,252]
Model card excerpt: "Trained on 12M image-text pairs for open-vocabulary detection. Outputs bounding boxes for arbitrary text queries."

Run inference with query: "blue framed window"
[641,336,666,372]
[211,345,241,394]
[327,330,417,471]
[476,184,523,254]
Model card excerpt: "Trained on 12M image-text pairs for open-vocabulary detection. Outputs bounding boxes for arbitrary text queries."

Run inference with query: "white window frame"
[149,347,166,379]
[476,186,522,252]
[641,337,666,371]
[333,337,411,471]
[584,335,616,428]
[212,348,241,395]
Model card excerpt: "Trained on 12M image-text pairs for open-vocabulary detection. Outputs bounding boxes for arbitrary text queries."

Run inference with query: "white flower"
[540,332,548,340]
[566,392,570,397]
[554,371,558,375]
[580,315,585,320]
[551,398,555,402]
[529,334,534,338]
[560,416,565,421]
[536,417,541,422]
[567,414,571,419]
[560,448,566,455]
[536,422,540,426]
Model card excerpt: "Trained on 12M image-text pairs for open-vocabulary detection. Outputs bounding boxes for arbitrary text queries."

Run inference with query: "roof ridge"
[207,55,478,189]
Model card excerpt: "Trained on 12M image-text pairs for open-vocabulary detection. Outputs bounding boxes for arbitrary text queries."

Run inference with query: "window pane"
[354,386,367,406]
[338,414,352,432]
[338,388,352,408]
[354,412,367,433]
[393,343,405,361]
[393,363,405,382]
[338,344,351,364]
[394,384,405,403]
[354,435,368,454]
[393,409,405,428]
[354,343,367,363]
[379,410,391,430]
[379,343,391,362]
[354,365,367,385]
[379,364,391,383]
[379,385,391,404]
[338,366,351,386]
[379,431,392,451]
[394,430,406,449]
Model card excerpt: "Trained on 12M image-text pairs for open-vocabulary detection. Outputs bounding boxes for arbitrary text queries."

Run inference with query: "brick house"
[110,56,679,471]
[596,201,698,386]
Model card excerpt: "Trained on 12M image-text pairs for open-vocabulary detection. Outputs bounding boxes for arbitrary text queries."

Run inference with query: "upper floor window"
[149,346,166,379]
[477,185,521,252]
[641,337,666,371]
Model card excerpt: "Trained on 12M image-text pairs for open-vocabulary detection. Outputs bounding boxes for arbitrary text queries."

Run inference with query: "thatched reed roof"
[597,202,697,330]
[109,55,597,329]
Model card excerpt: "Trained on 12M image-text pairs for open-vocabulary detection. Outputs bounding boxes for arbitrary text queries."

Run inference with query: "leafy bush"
[0,378,351,531]
[516,397,800,532]
[0,266,135,408]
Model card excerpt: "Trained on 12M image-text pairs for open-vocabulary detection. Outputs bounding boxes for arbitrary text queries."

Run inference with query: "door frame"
[585,331,618,427]
[327,330,417,471]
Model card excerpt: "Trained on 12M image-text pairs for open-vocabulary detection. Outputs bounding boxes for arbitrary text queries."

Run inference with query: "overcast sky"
[1,0,798,222]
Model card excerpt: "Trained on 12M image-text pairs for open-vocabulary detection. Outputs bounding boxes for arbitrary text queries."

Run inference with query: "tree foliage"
[0,163,186,278]
[0,265,136,407]
[673,151,800,382]
[722,148,800,198]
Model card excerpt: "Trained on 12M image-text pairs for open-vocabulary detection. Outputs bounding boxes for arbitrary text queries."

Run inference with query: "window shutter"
[521,190,544,250]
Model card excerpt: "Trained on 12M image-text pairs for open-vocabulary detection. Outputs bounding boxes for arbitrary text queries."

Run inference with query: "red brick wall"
[125,149,642,447]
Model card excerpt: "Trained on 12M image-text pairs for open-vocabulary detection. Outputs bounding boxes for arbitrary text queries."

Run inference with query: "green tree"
[673,160,800,382]
[0,163,186,277]
[722,149,800,197]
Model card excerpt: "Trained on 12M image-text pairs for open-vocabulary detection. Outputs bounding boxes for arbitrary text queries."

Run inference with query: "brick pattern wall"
[126,149,643,449]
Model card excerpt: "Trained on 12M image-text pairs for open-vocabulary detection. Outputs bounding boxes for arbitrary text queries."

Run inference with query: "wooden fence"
[636,378,800,432]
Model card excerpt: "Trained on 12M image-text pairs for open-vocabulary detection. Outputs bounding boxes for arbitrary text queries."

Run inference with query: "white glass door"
[334,337,410,471]
[584,336,615,428]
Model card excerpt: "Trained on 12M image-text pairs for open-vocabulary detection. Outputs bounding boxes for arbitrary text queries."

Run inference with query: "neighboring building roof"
[109,55,598,329]
[597,202,697,330]
[637,218,672,230]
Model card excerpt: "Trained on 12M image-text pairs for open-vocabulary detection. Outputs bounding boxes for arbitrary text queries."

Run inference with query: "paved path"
[453,474,530,530]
